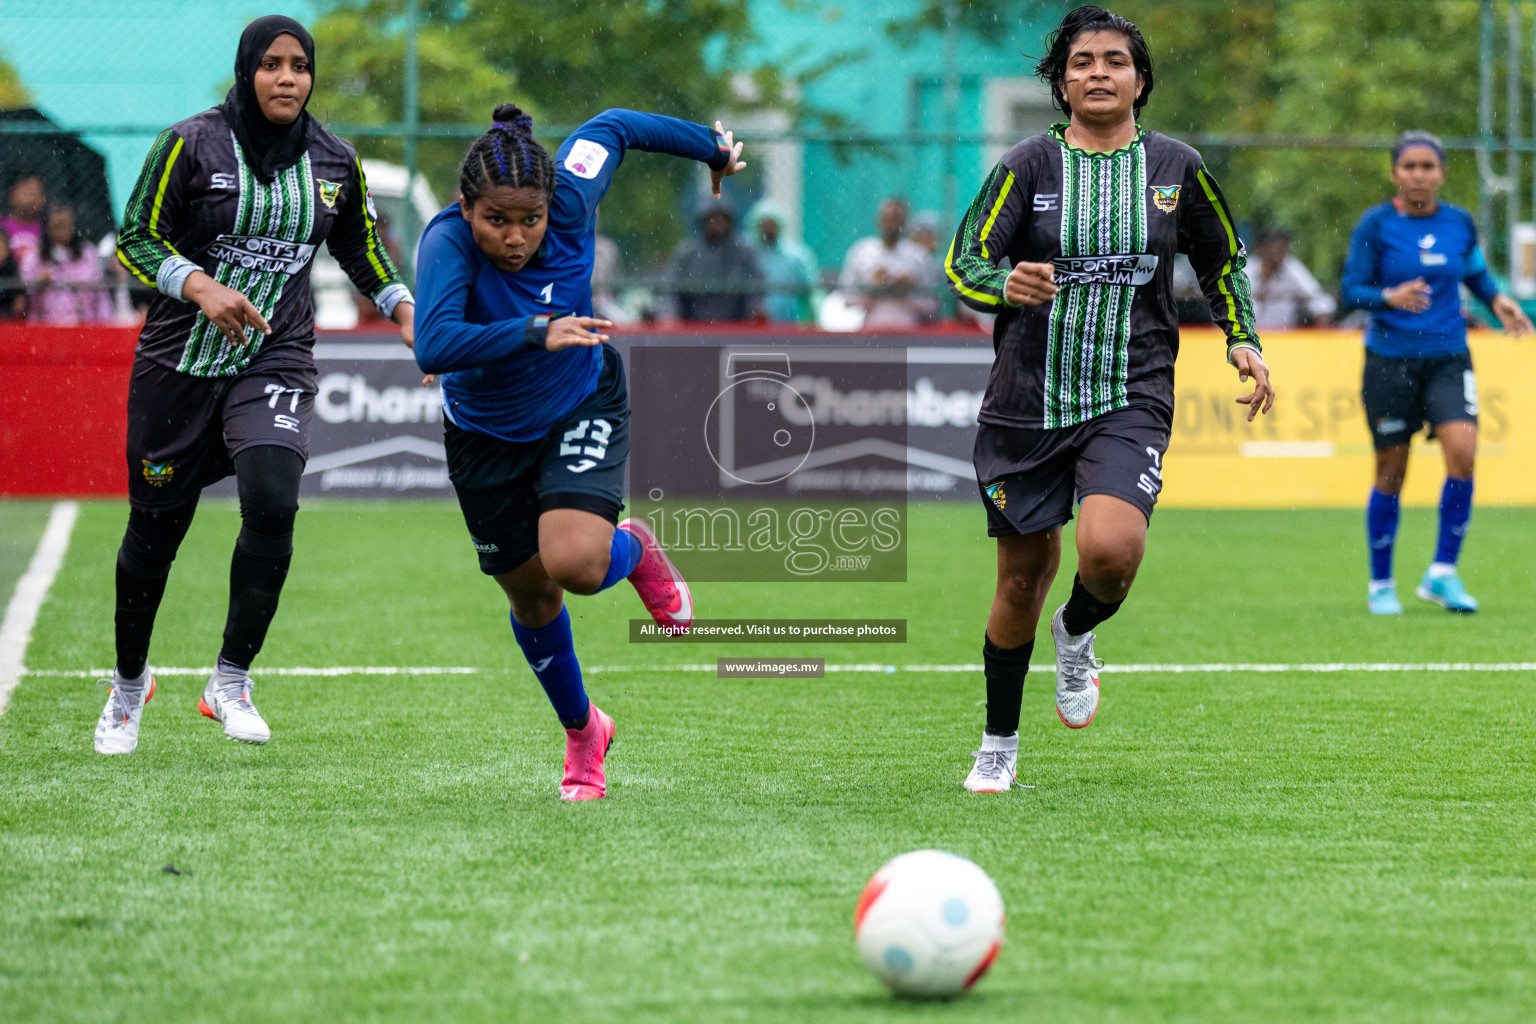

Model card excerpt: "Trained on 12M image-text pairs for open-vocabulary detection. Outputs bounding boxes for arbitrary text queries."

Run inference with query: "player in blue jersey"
[412,103,746,801]
[1341,131,1531,615]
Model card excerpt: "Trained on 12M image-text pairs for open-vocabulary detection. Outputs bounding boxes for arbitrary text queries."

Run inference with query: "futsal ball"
[853,849,1004,998]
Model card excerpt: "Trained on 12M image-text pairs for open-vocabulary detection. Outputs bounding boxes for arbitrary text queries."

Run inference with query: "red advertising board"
[0,324,139,497]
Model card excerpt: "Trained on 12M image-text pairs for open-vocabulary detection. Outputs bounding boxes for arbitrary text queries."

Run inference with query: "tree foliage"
[0,54,31,109]
[895,0,1500,284]
[310,0,771,266]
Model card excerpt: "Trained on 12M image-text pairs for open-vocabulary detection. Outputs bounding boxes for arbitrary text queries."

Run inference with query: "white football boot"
[1051,605,1102,729]
[964,731,1019,793]
[93,670,156,755]
[198,667,271,744]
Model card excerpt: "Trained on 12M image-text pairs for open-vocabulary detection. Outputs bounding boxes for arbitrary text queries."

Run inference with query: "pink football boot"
[561,705,616,801]
[617,518,693,633]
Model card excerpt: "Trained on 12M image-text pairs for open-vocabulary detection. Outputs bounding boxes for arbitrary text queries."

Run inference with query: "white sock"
[1427,562,1457,578]
[1369,578,1394,591]
[114,665,149,694]
[979,731,1018,752]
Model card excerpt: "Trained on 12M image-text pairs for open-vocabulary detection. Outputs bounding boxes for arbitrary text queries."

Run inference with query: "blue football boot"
[1416,568,1479,613]
[1367,581,1403,616]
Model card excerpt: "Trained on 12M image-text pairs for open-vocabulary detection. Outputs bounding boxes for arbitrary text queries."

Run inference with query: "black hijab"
[218,15,316,184]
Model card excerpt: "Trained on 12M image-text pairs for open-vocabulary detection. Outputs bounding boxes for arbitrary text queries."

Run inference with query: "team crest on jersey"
[1150,185,1181,213]
[141,459,175,487]
[985,482,1006,511]
[316,179,343,208]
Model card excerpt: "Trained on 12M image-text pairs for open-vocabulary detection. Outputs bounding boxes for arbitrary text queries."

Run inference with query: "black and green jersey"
[118,109,408,377]
[945,124,1258,430]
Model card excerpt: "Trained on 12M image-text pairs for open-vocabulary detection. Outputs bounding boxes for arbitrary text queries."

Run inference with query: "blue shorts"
[446,343,628,575]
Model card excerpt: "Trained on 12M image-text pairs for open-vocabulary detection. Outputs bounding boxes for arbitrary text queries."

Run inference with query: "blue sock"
[510,606,589,728]
[1435,476,1474,566]
[1367,488,1399,582]
[597,526,643,592]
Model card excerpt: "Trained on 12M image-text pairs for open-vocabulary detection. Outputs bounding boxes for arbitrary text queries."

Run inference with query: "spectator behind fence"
[591,227,629,324]
[0,227,26,319]
[22,205,111,325]
[839,196,938,329]
[664,196,763,321]
[745,198,817,323]
[3,173,47,269]
[908,209,941,256]
[1244,228,1336,329]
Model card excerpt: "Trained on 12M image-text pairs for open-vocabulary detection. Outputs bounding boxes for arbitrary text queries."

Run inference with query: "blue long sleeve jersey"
[1339,199,1500,358]
[413,109,731,441]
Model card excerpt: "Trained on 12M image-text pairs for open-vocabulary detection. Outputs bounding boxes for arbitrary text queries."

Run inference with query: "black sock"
[217,531,292,671]
[114,553,171,681]
[1061,573,1123,637]
[113,502,197,680]
[983,634,1033,736]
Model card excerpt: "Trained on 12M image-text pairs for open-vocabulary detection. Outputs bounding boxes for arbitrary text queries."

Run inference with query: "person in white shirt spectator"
[839,196,938,329]
[1245,227,1335,329]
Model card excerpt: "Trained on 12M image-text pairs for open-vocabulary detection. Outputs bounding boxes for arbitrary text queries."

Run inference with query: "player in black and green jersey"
[946,6,1275,792]
[94,16,413,755]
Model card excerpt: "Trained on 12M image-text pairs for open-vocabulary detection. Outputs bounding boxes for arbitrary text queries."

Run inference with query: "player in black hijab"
[218,15,317,184]
[101,16,414,755]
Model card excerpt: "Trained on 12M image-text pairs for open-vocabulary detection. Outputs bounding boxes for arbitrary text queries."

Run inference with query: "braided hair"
[459,103,557,206]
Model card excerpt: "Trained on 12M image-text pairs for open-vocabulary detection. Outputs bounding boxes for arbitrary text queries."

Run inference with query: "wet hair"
[458,103,556,207]
[1033,5,1154,120]
[1392,130,1445,167]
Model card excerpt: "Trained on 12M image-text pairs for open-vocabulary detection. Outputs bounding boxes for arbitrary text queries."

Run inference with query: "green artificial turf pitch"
[1,500,1533,1023]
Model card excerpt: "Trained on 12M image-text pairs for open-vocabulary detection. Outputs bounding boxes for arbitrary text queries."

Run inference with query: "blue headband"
[1392,133,1445,166]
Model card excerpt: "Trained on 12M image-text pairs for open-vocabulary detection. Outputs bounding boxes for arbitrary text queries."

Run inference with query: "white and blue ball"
[853,849,1004,998]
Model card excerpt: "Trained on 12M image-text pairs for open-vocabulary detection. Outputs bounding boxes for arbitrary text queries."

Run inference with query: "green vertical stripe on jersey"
[1043,141,1147,429]
[179,136,314,377]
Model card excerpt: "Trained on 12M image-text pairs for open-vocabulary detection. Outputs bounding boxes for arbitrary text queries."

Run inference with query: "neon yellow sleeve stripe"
[944,236,1004,306]
[356,158,390,286]
[149,137,184,236]
[1195,168,1253,342]
[1196,167,1238,256]
[117,249,154,287]
[977,171,1016,260]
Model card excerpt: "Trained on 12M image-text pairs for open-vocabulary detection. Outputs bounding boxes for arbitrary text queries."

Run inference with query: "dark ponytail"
[459,103,557,206]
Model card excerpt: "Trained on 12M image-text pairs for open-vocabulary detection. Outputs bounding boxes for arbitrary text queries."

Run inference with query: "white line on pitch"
[23,666,479,679]
[21,662,1536,682]
[586,662,1536,674]
[0,502,80,715]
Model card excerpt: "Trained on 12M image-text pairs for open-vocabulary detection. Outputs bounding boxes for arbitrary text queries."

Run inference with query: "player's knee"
[540,546,608,595]
[120,503,197,575]
[1078,539,1142,594]
[234,447,303,537]
[509,583,563,626]
[996,565,1052,608]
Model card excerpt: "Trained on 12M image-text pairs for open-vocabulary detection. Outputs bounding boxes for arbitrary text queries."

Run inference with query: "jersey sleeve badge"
[564,139,610,179]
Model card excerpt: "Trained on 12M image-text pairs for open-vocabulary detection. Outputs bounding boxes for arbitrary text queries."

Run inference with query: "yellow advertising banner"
[1165,329,1532,508]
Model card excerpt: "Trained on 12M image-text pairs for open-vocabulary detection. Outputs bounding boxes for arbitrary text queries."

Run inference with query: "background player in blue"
[1341,131,1531,615]
[413,104,746,801]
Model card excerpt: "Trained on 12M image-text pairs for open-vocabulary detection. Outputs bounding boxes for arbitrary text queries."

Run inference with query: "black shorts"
[125,356,315,510]
[447,343,629,576]
[1361,350,1477,450]
[974,403,1171,537]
